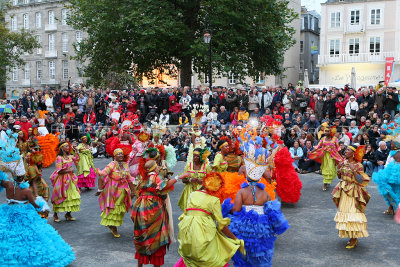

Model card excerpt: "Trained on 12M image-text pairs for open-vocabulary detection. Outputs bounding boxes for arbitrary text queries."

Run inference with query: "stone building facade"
[5,0,86,99]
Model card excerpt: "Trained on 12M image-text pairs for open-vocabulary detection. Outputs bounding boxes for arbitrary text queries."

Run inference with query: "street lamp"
[203,30,212,90]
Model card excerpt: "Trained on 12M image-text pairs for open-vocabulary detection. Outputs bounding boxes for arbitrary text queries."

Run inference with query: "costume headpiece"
[113,148,124,156]
[137,131,151,142]
[240,133,269,182]
[203,172,224,193]
[144,147,160,160]
[80,133,91,144]
[348,145,365,163]
[193,148,211,163]
[190,104,209,127]
[0,130,26,177]
[260,115,283,138]
[144,160,157,173]
[151,121,167,136]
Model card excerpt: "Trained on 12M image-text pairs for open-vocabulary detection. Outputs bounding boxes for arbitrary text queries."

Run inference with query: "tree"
[0,2,40,89]
[68,0,297,87]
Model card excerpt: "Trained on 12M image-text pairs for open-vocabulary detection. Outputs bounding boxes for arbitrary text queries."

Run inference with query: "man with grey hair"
[374,141,389,173]
[258,86,272,113]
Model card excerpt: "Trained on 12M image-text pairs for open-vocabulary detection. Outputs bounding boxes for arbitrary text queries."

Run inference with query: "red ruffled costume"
[272,147,303,203]
[105,136,132,161]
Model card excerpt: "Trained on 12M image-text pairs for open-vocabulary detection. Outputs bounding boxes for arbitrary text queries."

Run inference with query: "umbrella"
[303,69,310,88]
[351,67,356,89]
[0,104,16,114]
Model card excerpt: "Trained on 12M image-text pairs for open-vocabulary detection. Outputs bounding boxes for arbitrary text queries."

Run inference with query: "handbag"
[350,109,356,116]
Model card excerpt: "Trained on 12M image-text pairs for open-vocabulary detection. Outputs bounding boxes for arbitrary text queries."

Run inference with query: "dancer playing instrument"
[175,172,245,267]
[132,160,190,267]
[97,148,135,238]
[309,126,343,191]
[332,145,369,249]
[50,141,81,222]
[76,134,97,190]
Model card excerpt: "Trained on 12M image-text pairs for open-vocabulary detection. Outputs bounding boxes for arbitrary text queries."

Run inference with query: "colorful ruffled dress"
[332,160,370,238]
[176,190,241,267]
[0,172,75,267]
[178,161,211,212]
[131,172,170,266]
[50,155,81,213]
[76,143,97,188]
[373,161,400,210]
[309,136,343,185]
[222,183,290,267]
[98,161,134,227]
[213,152,228,172]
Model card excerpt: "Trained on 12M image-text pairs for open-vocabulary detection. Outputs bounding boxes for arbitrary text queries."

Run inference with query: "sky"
[302,0,325,14]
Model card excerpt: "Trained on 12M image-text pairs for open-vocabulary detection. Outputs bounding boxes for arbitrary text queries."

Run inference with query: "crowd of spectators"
[1,83,399,176]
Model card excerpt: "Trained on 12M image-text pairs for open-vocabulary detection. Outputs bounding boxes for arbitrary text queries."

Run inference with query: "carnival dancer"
[213,140,230,172]
[50,141,81,222]
[132,160,190,266]
[97,148,135,238]
[76,133,97,190]
[128,131,149,178]
[332,145,370,249]
[175,172,245,267]
[105,124,133,161]
[373,136,400,215]
[222,136,289,267]
[25,151,50,201]
[309,126,343,191]
[16,130,29,156]
[0,133,75,266]
[178,148,212,212]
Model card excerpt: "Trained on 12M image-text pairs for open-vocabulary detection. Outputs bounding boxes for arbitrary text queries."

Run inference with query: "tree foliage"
[0,2,40,89]
[68,0,297,87]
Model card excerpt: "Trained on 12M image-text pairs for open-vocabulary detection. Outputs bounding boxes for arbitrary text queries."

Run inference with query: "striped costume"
[131,172,170,265]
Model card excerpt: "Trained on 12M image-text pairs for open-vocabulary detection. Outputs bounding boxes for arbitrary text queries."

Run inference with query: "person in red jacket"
[83,109,96,125]
[60,91,72,112]
[335,94,348,116]
[18,116,32,140]
[169,99,182,124]
[127,96,137,113]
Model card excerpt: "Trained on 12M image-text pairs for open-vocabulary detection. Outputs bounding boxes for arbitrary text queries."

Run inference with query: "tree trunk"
[180,56,192,87]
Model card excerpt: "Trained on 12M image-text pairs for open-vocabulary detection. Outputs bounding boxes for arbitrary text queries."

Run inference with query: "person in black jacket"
[96,109,107,125]
[374,141,390,172]
[217,106,230,127]
[158,89,170,114]
[190,89,203,105]
[384,87,399,118]
[322,94,336,120]
[148,89,160,111]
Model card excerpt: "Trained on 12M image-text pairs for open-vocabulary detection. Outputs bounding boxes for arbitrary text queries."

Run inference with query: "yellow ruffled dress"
[332,160,370,238]
[178,190,241,267]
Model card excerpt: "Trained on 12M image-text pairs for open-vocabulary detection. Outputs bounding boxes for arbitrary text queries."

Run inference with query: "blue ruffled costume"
[372,161,400,210]
[222,183,289,267]
[0,172,75,267]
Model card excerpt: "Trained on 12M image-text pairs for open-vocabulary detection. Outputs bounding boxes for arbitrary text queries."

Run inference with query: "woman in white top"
[345,96,359,120]
[207,107,220,126]
[45,93,55,112]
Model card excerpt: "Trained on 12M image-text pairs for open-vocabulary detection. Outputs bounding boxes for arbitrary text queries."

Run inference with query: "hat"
[240,107,246,111]
[144,160,157,173]
[349,95,356,99]
[323,88,327,91]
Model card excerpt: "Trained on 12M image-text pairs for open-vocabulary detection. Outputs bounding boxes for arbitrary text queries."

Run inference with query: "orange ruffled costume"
[36,133,60,168]
[215,172,276,203]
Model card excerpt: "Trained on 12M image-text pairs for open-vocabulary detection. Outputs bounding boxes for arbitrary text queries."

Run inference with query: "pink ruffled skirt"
[77,167,96,188]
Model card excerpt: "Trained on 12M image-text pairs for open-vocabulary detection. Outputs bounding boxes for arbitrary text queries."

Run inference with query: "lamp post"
[203,30,212,90]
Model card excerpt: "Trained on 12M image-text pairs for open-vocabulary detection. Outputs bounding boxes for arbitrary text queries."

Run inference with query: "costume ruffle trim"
[0,171,9,193]
[334,211,367,223]
[338,229,369,238]
[274,147,302,203]
[135,245,166,266]
[100,204,126,226]
[373,162,400,185]
[52,187,81,212]
[0,203,75,267]
[77,168,96,188]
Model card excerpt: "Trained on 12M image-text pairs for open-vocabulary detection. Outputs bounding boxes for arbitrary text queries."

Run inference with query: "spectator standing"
[46,93,55,112]
[225,89,238,112]
[258,86,272,113]
[248,90,259,112]
[77,93,87,112]
[384,87,399,118]
[345,95,358,120]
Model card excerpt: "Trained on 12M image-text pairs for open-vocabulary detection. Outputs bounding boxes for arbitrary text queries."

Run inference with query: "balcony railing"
[344,23,365,34]
[318,52,398,65]
[45,50,58,58]
[41,79,60,85]
[45,24,57,32]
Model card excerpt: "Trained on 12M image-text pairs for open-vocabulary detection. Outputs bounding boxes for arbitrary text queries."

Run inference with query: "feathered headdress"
[240,132,270,181]
[137,131,151,142]
[348,145,365,163]
[151,121,167,136]
[0,130,25,177]
[190,104,209,126]
[203,172,225,198]
[193,148,211,163]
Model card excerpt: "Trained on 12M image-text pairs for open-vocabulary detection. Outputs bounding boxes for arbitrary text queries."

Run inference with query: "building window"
[62,33,68,52]
[369,37,381,54]
[349,38,360,55]
[12,66,18,81]
[48,10,55,25]
[11,16,17,31]
[24,63,30,80]
[300,41,304,54]
[61,9,68,25]
[350,10,360,25]
[371,9,381,25]
[35,12,41,28]
[299,60,304,72]
[49,61,55,79]
[255,74,264,84]
[329,39,340,57]
[36,61,42,81]
[62,61,69,79]
[23,14,29,29]
[36,35,42,54]
[48,33,55,51]
[76,31,82,51]
[330,12,340,28]
[228,71,236,84]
